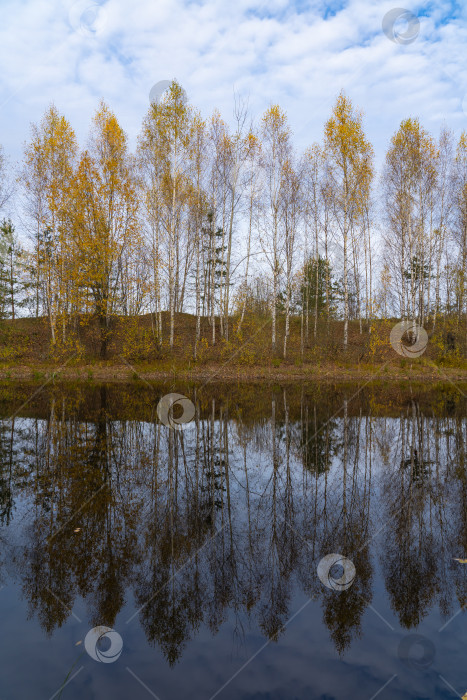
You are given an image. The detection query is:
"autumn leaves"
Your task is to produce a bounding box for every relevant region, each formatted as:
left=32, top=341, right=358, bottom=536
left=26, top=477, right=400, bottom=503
left=19, top=84, right=374, bottom=360
left=18, top=81, right=467, bottom=362
left=23, top=101, right=139, bottom=357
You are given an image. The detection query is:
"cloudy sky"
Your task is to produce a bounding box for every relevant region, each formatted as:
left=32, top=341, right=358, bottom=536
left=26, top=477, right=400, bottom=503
left=0, top=0, right=466, bottom=170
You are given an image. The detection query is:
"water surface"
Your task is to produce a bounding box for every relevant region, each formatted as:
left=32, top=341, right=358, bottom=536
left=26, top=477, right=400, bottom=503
left=0, top=381, right=466, bottom=700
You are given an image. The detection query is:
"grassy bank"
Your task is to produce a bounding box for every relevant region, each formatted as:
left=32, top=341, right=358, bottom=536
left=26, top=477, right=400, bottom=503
left=1, top=361, right=467, bottom=384
left=0, top=312, right=466, bottom=383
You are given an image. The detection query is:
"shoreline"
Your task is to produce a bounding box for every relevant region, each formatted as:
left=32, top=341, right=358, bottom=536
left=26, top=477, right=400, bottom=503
left=0, top=363, right=466, bottom=384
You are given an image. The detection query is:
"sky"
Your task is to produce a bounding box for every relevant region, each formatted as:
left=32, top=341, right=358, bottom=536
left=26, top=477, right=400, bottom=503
left=0, top=0, right=466, bottom=179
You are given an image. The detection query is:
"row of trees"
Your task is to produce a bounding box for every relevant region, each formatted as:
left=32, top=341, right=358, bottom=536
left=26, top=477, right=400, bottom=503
left=1, top=83, right=467, bottom=357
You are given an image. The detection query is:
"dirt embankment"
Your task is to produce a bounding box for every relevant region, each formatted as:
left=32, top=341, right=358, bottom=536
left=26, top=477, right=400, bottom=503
left=0, top=361, right=466, bottom=385
left=1, top=314, right=466, bottom=384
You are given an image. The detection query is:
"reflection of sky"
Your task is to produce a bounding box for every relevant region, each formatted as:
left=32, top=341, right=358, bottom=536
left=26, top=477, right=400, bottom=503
left=0, top=574, right=464, bottom=698
left=0, top=410, right=466, bottom=699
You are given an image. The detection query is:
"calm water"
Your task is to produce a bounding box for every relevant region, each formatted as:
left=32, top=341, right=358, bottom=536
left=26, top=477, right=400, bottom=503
left=1, top=381, right=467, bottom=700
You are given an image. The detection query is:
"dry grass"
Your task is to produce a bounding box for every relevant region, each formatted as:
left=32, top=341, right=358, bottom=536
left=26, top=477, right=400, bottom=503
left=0, top=312, right=466, bottom=382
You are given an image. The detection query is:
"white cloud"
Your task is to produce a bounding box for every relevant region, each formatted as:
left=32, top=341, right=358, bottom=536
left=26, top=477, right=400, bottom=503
left=0, top=0, right=465, bottom=173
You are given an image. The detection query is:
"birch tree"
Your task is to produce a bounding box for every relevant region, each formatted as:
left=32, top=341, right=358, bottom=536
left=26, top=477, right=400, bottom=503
left=324, top=92, right=373, bottom=348
left=258, top=105, right=292, bottom=351
left=237, top=130, right=261, bottom=335
left=383, top=118, right=436, bottom=325
left=138, top=81, right=193, bottom=349
left=22, top=105, right=77, bottom=341
left=452, top=132, right=467, bottom=326
left=281, top=157, right=302, bottom=358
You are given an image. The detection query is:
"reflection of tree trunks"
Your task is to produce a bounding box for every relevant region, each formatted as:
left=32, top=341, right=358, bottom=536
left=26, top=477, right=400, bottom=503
left=211, top=398, right=215, bottom=516
left=284, top=388, right=293, bottom=517
left=168, top=426, right=174, bottom=591
left=313, top=403, right=319, bottom=557
left=8, top=387, right=467, bottom=657
left=152, top=413, right=161, bottom=509
left=272, top=397, right=277, bottom=530
left=223, top=408, right=233, bottom=550
left=194, top=392, right=200, bottom=524
left=343, top=399, right=348, bottom=540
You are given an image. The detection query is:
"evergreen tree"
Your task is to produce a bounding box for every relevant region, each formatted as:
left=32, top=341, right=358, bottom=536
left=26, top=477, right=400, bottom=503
left=0, top=219, right=25, bottom=320
left=201, top=210, right=226, bottom=317
left=299, top=256, right=337, bottom=319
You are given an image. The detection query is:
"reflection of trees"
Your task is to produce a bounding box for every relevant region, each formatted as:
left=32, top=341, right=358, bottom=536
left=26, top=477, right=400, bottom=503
left=257, top=394, right=296, bottom=641
left=378, top=400, right=467, bottom=628
left=0, top=419, right=15, bottom=526
left=8, top=388, right=140, bottom=634
left=297, top=399, right=338, bottom=474
left=134, top=415, right=212, bottom=665
left=1, top=386, right=467, bottom=661
left=296, top=402, right=373, bottom=653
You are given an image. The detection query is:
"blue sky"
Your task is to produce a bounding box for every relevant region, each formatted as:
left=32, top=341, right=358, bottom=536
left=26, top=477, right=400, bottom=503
left=0, top=0, right=466, bottom=172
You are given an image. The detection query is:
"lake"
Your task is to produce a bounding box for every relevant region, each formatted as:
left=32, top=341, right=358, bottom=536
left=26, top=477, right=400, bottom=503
left=0, top=381, right=466, bottom=700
